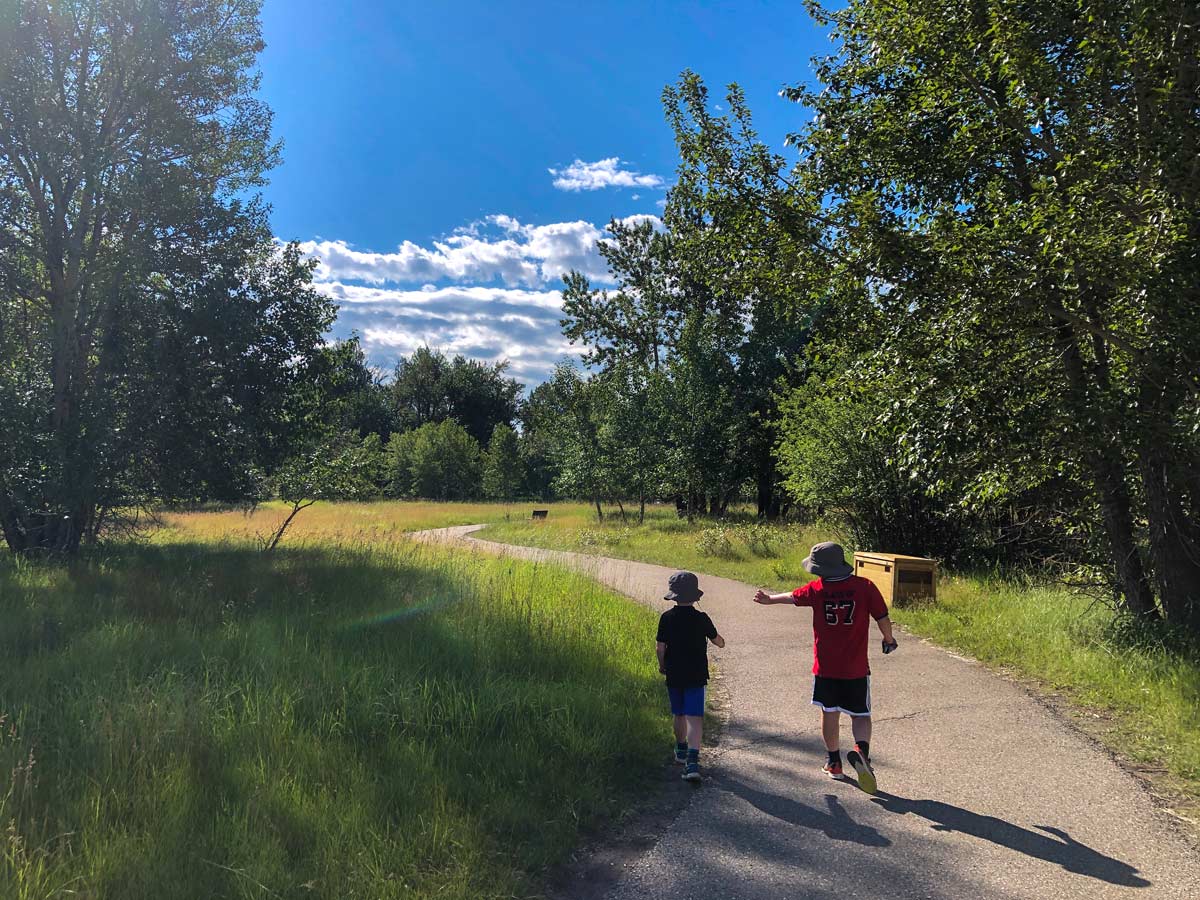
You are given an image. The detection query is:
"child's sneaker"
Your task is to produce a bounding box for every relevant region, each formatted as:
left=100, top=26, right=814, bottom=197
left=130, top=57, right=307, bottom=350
left=822, top=759, right=844, bottom=779
left=673, top=744, right=688, bottom=766
left=846, top=749, right=876, bottom=794
left=682, top=762, right=701, bottom=782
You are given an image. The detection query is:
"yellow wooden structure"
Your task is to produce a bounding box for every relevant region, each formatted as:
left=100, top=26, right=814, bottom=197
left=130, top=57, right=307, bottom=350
left=852, top=551, right=937, bottom=606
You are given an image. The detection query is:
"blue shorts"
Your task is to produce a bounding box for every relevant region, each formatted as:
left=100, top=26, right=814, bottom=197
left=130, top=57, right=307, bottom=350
left=667, top=686, right=706, bottom=717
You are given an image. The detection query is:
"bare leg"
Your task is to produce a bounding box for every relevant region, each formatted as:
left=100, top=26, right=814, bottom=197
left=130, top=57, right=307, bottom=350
left=673, top=715, right=687, bottom=744
left=851, top=715, right=872, bottom=749
left=822, top=710, right=841, bottom=751
left=685, top=715, right=704, bottom=751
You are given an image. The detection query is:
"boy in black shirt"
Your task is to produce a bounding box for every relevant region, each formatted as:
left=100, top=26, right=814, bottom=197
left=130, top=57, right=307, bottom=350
left=656, top=571, right=725, bottom=782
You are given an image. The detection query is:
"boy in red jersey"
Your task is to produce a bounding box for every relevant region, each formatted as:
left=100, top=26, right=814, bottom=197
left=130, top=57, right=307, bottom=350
left=753, top=541, right=897, bottom=793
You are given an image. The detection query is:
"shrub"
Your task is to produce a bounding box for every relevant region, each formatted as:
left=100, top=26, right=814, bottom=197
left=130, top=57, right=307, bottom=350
left=695, top=527, right=741, bottom=560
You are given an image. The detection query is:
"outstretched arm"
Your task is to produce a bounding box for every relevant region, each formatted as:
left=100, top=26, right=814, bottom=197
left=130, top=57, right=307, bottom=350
left=877, top=615, right=898, bottom=652
left=753, top=589, right=794, bottom=605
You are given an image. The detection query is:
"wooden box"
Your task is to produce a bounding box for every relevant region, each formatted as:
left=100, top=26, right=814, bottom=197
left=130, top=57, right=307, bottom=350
left=853, top=551, right=937, bottom=606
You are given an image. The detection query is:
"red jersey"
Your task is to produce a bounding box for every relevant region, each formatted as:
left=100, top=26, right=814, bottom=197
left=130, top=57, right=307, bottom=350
left=792, top=575, right=890, bottom=679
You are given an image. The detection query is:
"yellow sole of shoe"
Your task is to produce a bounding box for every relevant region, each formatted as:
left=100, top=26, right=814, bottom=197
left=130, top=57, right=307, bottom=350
left=848, top=753, right=877, bottom=793
left=854, top=765, right=876, bottom=793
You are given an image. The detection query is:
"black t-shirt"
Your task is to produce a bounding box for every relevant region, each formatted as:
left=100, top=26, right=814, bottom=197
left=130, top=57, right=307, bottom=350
left=656, top=605, right=718, bottom=687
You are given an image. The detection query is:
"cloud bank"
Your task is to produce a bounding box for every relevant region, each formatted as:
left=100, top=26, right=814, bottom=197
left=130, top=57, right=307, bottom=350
left=306, top=214, right=661, bottom=384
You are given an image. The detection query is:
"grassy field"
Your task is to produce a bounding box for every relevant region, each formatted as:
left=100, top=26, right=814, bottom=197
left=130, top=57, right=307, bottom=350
left=482, top=506, right=1200, bottom=813
left=0, top=505, right=666, bottom=899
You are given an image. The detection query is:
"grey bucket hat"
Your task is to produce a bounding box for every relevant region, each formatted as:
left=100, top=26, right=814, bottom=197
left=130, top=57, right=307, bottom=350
left=665, top=571, right=704, bottom=603
left=802, top=542, right=853, bottom=579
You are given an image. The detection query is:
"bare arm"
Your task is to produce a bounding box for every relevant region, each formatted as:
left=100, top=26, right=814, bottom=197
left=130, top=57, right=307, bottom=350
left=876, top=616, right=895, bottom=642
left=711, top=633, right=726, bottom=649
left=656, top=640, right=667, bottom=673
left=753, top=589, right=794, bottom=605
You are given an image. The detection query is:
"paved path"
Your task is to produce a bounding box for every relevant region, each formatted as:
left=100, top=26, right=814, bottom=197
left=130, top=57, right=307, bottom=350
left=416, top=526, right=1200, bottom=899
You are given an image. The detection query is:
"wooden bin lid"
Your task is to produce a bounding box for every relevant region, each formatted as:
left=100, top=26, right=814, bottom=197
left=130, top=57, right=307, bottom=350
left=854, top=551, right=937, bottom=568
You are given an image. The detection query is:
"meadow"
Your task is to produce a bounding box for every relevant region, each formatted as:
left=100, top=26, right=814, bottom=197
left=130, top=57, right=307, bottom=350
left=0, top=503, right=665, bottom=900
left=4, top=499, right=1197, bottom=900
left=483, top=505, right=1200, bottom=814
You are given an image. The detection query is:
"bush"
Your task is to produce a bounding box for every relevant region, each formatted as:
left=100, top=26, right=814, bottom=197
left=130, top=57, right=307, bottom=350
left=737, top=523, right=784, bottom=558
left=695, top=527, right=741, bottom=560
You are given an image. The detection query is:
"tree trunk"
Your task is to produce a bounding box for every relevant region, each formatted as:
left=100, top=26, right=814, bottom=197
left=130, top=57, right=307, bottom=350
left=1051, top=318, right=1159, bottom=617
left=756, top=461, right=782, bottom=520
left=1139, top=441, right=1200, bottom=629
left=594, top=498, right=604, bottom=521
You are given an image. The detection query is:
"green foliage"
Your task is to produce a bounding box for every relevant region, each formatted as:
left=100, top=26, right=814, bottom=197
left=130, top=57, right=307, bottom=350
left=0, top=0, right=333, bottom=553
left=389, top=347, right=522, bottom=446
left=273, top=433, right=384, bottom=509
left=768, top=0, right=1200, bottom=625
left=263, top=432, right=385, bottom=551
left=775, top=373, right=967, bottom=559
left=695, top=527, right=741, bottom=560
left=386, top=421, right=483, bottom=501
left=307, top=337, right=394, bottom=439
left=482, top=424, right=524, bottom=501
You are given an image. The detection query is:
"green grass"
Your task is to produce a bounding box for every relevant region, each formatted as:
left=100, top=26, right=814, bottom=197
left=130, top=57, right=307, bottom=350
left=0, top=512, right=665, bottom=899
left=481, top=505, right=830, bottom=589
left=482, top=507, right=1200, bottom=812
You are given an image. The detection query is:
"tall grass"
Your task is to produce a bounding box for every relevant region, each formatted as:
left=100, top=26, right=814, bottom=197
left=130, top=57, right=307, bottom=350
left=0, top=518, right=664, bottom=899
left=483, top=506, right=832, bottom=588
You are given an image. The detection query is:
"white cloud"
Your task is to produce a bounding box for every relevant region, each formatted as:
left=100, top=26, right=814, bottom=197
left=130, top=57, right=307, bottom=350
left=616, top=213, right=664, bottom=230
left=549, top=157, right=665, bottom=192
left=302, top=213, right=662, bottom=383
left=321, top=281, right=583, bottom=382
left=299, top=216, right=612, bottom=289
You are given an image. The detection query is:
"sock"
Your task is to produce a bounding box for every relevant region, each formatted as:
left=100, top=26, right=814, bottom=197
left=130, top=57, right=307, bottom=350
left=686, top=748, right=699, bottom=763
left=675, top=741, right=688, bottom=754
left=827, top=749, right=841, bottom=766
left=855, top=741, right=870, bottom=760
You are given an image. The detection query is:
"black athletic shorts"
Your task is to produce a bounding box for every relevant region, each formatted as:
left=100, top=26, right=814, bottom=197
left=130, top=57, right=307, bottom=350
left=811, top=676, right=871, bottom=717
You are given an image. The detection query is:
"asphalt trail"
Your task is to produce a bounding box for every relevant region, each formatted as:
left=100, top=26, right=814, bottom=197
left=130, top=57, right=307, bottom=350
left=415, top=525, right=1200, bottom=899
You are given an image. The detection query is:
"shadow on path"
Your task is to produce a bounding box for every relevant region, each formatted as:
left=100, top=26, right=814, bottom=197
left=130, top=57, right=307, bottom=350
left=719, top=775, right=892, bottom=847
left=871, top=792, right=1151, bottom=888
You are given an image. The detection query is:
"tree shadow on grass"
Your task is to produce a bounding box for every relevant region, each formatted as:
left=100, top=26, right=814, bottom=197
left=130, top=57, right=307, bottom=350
left=871, top=791, right=1151, bottom=888
left=1, top=539, right=666, bottom=898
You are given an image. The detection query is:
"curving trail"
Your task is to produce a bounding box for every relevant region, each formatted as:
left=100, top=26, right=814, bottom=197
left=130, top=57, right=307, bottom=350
left=414, top=525, right=1200, bottom=900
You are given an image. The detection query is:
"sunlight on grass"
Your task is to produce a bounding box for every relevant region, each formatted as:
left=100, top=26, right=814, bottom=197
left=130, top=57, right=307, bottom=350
left=0, top=507, right=663, bottom=900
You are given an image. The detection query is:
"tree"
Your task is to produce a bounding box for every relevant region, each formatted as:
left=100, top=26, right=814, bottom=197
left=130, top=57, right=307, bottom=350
left=534, top=366, right=611, bottom=520
left=784, top=0, right=1200, bottom=626
left=482, top=424, right=524, bottom=501
left=560, top=80, right=819, bottom=520
left=517, top=381, right=565, bottom=501
left=592, top=364, right=669, bottom=523
left=308, top=336, right=394, bottom=440
left=264, top=432, right=383, bottom=552
left=385, top=420, right=483, bottom=501
left=0, top=0, right=332, bottom=552
left=389, top=347, right=523, bottom=445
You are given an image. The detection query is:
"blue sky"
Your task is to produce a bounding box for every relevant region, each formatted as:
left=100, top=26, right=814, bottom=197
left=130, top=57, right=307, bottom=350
left=257, top=0, right=826, bottom=382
